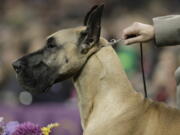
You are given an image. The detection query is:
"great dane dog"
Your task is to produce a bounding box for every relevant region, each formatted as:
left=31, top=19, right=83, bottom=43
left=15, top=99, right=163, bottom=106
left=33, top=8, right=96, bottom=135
left=12, top=5, right=180, bottom=135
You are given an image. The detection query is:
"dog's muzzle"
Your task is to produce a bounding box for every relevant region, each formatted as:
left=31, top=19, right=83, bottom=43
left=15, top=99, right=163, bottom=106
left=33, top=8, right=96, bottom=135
left=12, top=58, right=58, bottom=93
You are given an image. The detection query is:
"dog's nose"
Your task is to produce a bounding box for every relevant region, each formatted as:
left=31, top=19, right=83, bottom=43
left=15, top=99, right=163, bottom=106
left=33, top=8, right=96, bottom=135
left=12, top=60, right=24, bottom=73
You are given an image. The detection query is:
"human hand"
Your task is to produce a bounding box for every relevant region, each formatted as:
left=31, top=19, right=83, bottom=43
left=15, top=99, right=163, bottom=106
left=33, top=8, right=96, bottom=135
left=122, top=22, right=155, bottom=45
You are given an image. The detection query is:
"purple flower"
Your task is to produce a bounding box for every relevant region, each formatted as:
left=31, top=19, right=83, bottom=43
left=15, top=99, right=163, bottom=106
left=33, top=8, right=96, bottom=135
left=3, top=121, right=19, bottom=135
left=12, top=122, right=42, bottom=135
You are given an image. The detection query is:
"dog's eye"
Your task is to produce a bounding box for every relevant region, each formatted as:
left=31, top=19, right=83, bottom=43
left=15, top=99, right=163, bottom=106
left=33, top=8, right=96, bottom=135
left=47, top=43, right=56, bottom=49
left=47, top=37, right=57, bottom=49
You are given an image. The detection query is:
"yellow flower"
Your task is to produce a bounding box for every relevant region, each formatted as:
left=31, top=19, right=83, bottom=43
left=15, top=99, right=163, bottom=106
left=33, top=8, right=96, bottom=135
left=41, top=123, right=60, bottom=135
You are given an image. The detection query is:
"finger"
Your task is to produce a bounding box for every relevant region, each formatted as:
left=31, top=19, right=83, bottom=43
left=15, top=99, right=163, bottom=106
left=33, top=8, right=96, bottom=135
left=122, top=26, right=139, bottom=40
left=124, top=35, right=143, bottom=45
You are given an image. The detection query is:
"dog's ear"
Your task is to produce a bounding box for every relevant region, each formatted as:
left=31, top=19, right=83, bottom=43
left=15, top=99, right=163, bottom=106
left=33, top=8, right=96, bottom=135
left=80, top=5, right=104, bottom=53
left=84, top=5, right=98, bottom=25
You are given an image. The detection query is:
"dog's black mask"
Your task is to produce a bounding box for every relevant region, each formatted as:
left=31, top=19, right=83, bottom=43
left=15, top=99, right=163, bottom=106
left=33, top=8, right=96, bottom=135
left=12, top=50, right=59, bottom=93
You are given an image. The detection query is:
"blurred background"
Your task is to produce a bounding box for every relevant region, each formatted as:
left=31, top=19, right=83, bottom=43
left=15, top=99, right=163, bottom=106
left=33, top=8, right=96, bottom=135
left=0, top=0, right=180, bottom=134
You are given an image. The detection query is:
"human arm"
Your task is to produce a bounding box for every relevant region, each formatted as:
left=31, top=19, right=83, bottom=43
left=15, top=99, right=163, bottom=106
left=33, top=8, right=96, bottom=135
left=122, top=15, right=180, bottom=47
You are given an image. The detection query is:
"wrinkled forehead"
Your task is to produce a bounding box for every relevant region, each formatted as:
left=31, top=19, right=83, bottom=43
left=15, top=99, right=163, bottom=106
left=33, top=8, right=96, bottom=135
left=47, top=26, right=86, bottom=44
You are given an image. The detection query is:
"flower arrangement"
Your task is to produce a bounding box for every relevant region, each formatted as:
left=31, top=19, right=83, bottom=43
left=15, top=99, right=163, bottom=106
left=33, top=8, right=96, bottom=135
left=0, top=117, right=60, bottom=135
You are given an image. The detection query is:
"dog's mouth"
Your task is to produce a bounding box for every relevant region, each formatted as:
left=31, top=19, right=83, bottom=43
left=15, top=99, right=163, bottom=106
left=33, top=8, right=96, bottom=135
left=13, top=61, right=58, bottom=93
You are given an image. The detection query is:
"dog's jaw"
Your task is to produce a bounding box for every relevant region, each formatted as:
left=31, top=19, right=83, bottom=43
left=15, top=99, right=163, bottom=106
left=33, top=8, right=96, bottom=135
left=14, top=60, right=59, bottom=93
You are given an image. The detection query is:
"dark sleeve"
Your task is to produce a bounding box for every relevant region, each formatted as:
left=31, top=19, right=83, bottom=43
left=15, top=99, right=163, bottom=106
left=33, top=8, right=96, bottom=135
left=153, top=15, right=180, bottom=47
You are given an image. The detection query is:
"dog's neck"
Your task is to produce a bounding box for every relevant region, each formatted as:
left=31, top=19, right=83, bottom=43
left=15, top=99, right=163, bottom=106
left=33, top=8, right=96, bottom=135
left=73, top=40, right=144, bottom=130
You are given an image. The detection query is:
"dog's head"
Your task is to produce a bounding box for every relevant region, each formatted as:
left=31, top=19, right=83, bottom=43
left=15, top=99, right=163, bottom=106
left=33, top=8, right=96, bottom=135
left=12, top=5, right=104, bottom=93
